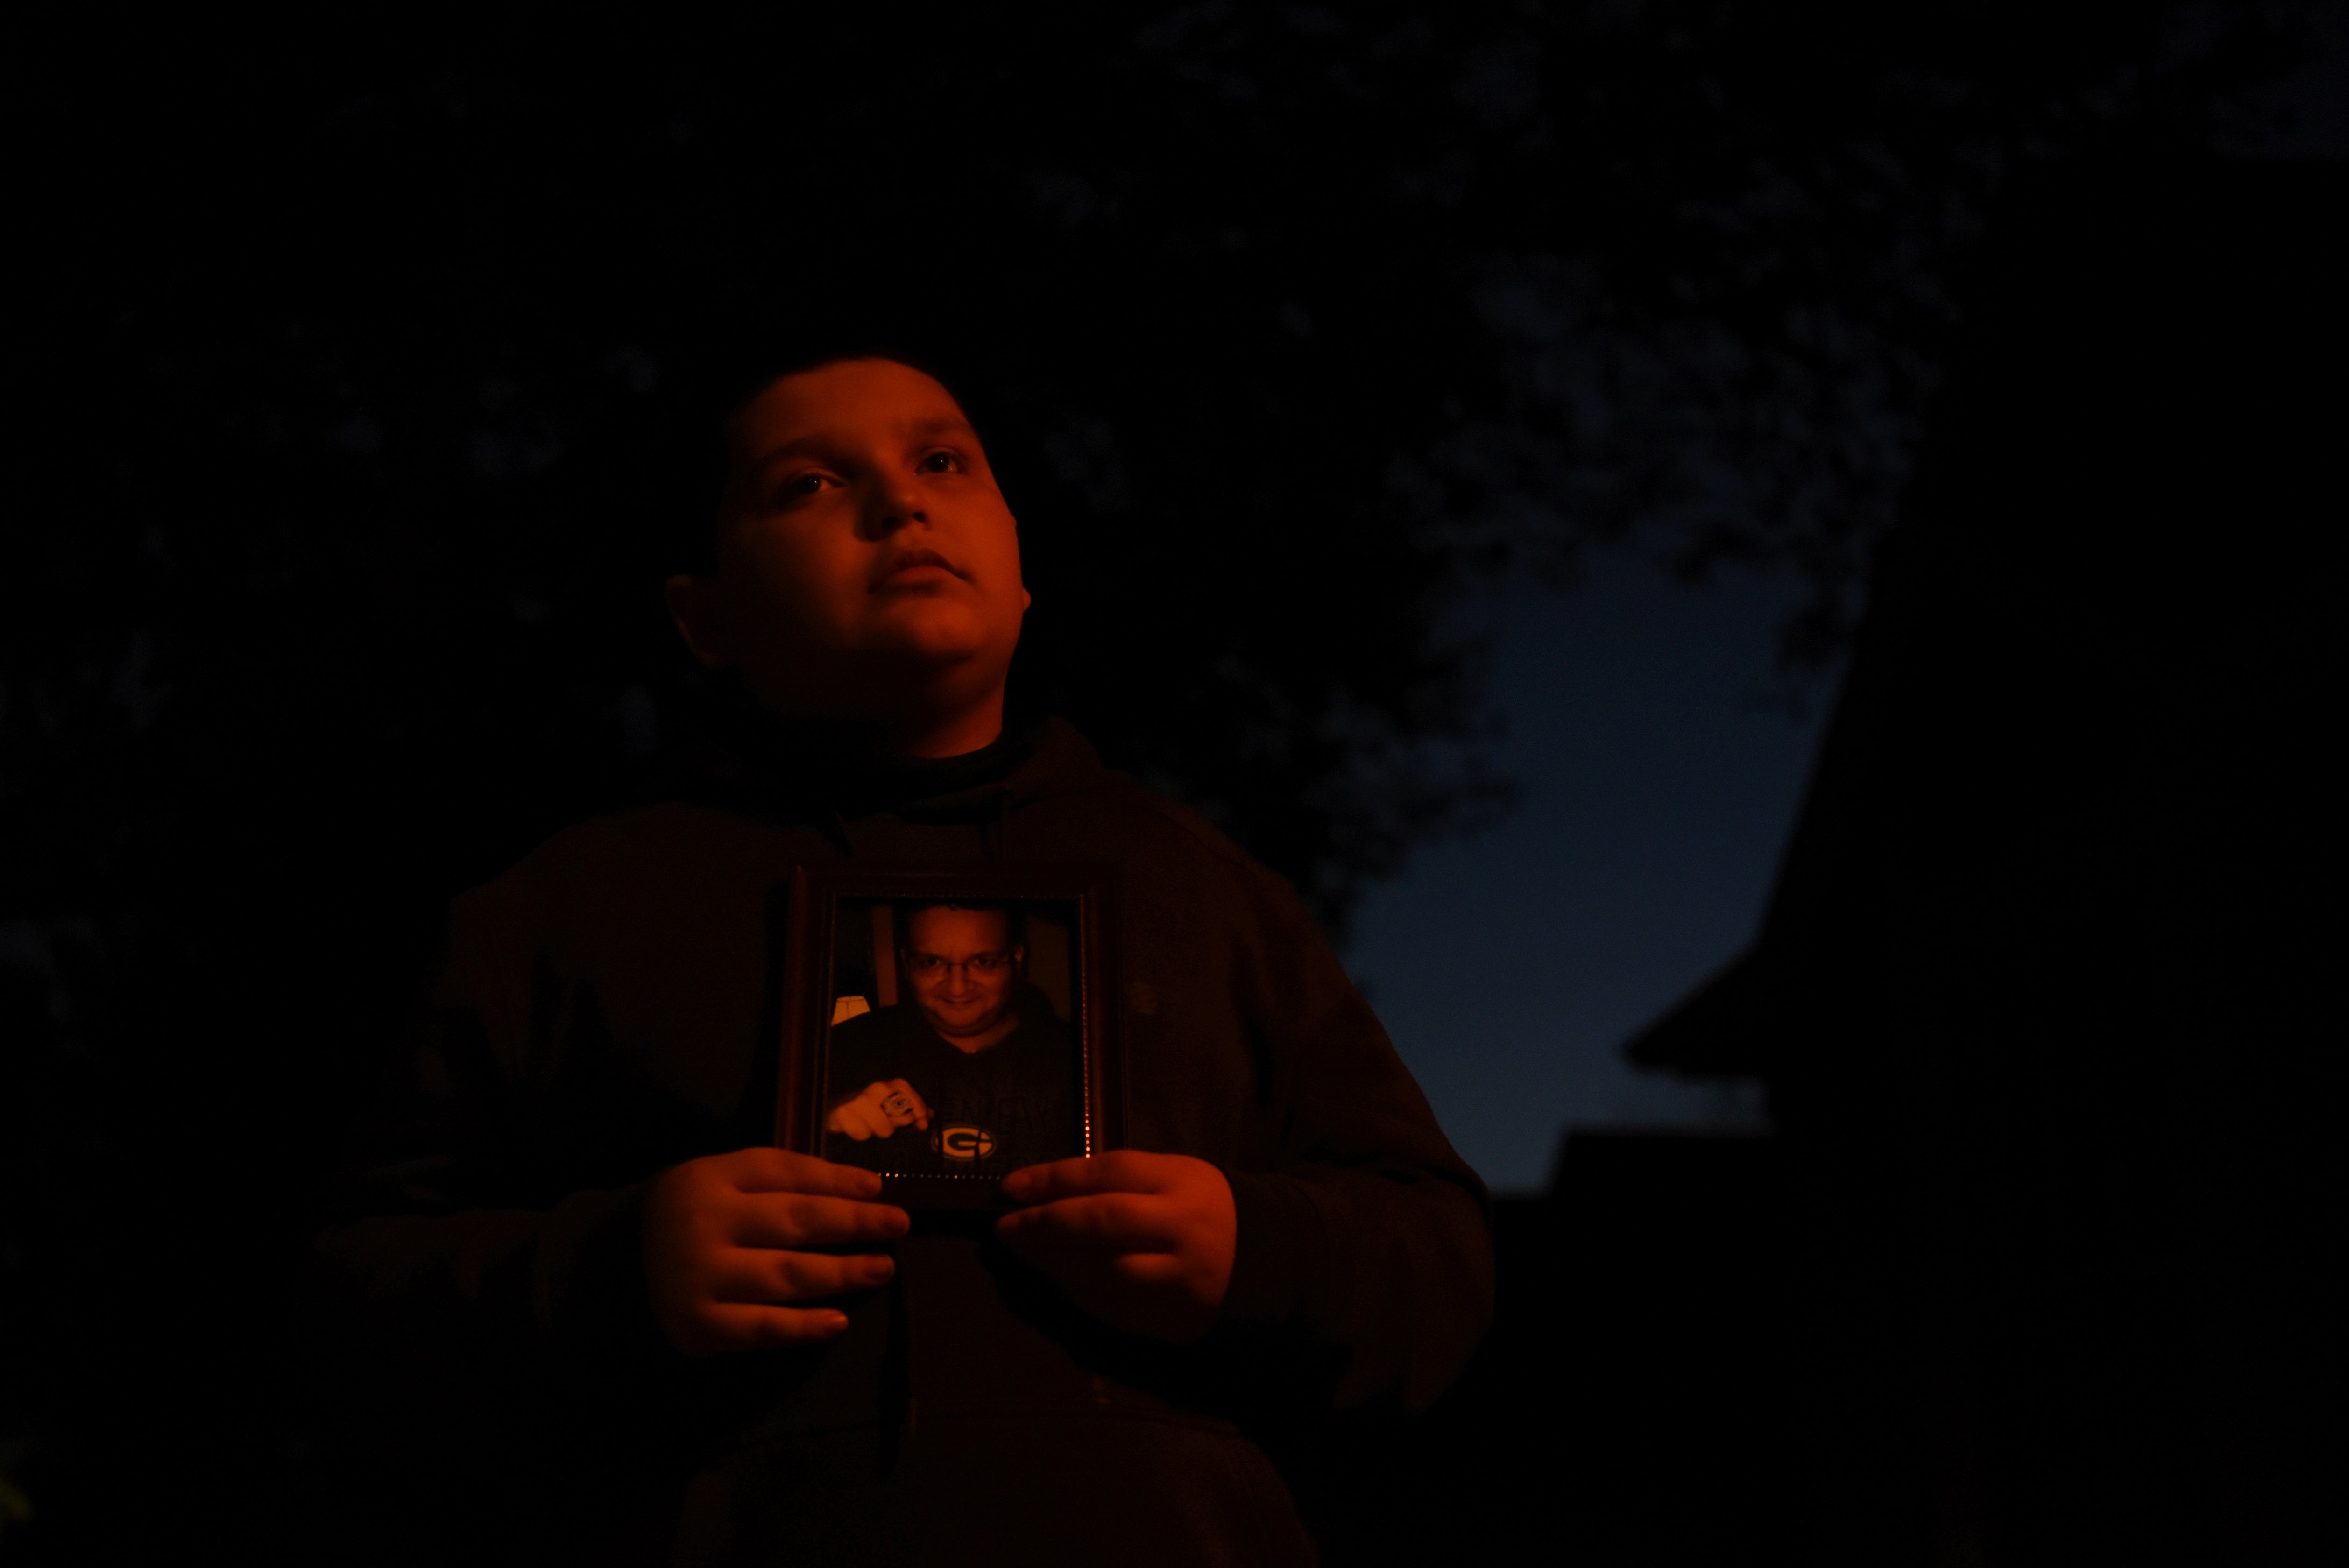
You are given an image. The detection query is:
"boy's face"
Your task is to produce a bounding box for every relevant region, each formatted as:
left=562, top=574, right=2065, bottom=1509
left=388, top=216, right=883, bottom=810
left=668, top=358, right=1029, bottom=744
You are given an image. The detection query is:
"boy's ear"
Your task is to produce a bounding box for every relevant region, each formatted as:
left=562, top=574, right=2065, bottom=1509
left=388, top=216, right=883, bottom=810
left=664, top=574, right=734, bottom=670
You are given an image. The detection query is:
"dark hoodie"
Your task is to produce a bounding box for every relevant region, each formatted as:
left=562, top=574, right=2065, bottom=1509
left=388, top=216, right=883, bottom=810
left=313, top=717, right=1493, bottom=1567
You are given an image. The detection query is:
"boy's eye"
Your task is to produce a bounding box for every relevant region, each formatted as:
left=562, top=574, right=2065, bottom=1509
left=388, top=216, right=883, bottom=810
left=918, top=450, right=962, bottom=473
left=775, top=472, right=832, bottom=503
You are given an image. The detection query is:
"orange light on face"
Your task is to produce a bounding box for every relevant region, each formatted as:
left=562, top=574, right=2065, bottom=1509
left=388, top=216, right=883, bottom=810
left=666, top=358, right=1032, bottom=759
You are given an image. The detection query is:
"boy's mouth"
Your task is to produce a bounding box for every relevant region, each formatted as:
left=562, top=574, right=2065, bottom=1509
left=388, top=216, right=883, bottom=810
left=874, top=549, right=966, bottom=589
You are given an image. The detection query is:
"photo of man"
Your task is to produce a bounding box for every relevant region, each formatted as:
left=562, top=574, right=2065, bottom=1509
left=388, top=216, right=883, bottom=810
left=823, top=901, right=1078, bottom=1178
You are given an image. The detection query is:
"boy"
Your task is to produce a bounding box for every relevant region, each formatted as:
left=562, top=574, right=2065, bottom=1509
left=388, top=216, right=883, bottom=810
left=317, top=353, right=1491, bottom=1566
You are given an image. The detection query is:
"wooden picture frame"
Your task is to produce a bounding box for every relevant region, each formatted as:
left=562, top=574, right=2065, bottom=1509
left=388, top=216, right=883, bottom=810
left=775, top=864, right=1123, bottom=1209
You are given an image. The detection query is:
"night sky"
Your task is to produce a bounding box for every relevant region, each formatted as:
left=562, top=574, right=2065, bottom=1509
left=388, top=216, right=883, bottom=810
left=1350, top=556, right=1833, bottom=1190
left=1340, top=0, right=2349, bottom=1194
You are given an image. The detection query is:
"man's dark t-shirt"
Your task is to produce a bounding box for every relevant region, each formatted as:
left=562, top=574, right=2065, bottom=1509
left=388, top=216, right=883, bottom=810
left=824, top=989, right=1078, bottom=1176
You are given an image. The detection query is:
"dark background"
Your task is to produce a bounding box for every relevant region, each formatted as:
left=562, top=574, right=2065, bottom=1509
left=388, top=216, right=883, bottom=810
left=4, top=4, right=2340, bottom=1562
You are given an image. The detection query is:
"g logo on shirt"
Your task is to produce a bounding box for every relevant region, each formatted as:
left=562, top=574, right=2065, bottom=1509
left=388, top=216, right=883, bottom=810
left=932, top=1125, right=997, bottom=1161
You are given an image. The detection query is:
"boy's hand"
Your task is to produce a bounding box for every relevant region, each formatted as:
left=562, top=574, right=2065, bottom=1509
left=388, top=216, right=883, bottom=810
left=826, top=1079, right=933, bottom=1141
left=993, top=1151, right=1237, bottom=1344
left=644, top=1147, right=908, bottom=1356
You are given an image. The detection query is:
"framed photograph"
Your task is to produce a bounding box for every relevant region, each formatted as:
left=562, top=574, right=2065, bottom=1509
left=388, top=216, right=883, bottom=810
left=775, top=864, right=1123, bottom=1208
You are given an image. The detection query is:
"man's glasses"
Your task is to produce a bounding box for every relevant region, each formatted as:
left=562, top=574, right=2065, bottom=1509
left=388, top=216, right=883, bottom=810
left=906, top=951, right=1012, bottom=980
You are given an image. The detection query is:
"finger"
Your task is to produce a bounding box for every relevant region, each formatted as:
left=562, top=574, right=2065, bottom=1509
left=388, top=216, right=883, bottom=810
left=708, top=1248, right=897, bottom=1303
left=727, top=1147, right=886, bottom=1200
left=837, top=1114, right=875, bottom=1142
left=996, top=1193, right=1174, bottom=1252
left=764, top=1194, right=911, bottom=1248
left=1002, top=1151, right=1177, bottom=1205
left=732, top=1193, right=910, bottom=1250
left=1110, top=1252, right=1187, bottom=1287
left=889, top=1079, right=933, bottom=1121
left=688, top=1302, right=854, bottom=1354
left=1011, top=1247, right=1183, bottom=1290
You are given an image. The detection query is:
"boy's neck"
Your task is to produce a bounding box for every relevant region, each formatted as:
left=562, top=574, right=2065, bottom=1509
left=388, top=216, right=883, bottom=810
left=894, top=693, right=1008, bottom=760
left=753, top=691, right=1008, bottom=767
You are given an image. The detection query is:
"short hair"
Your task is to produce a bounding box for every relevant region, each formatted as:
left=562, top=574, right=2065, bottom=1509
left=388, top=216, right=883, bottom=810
left=896, top=901, right=1025, bottom=954
left=653, top=333, right=983, bottom=574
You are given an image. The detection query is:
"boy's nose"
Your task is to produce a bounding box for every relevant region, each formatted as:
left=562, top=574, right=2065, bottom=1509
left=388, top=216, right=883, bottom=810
left=862, top=479, right=929, bottom=537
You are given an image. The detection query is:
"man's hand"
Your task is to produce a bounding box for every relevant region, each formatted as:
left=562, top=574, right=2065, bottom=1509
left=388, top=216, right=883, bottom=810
left=825, top=1079, right=933, bottom=1142
left=644, top=1147, right=908, bottom=1356
left=993, top=1151, right=1237, bottom=1344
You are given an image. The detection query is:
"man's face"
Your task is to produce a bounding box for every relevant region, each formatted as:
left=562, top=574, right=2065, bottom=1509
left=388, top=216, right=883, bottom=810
left=671, top=358, right=1029, bottom=735
left=904, top=906, right=1021, bottom=1041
